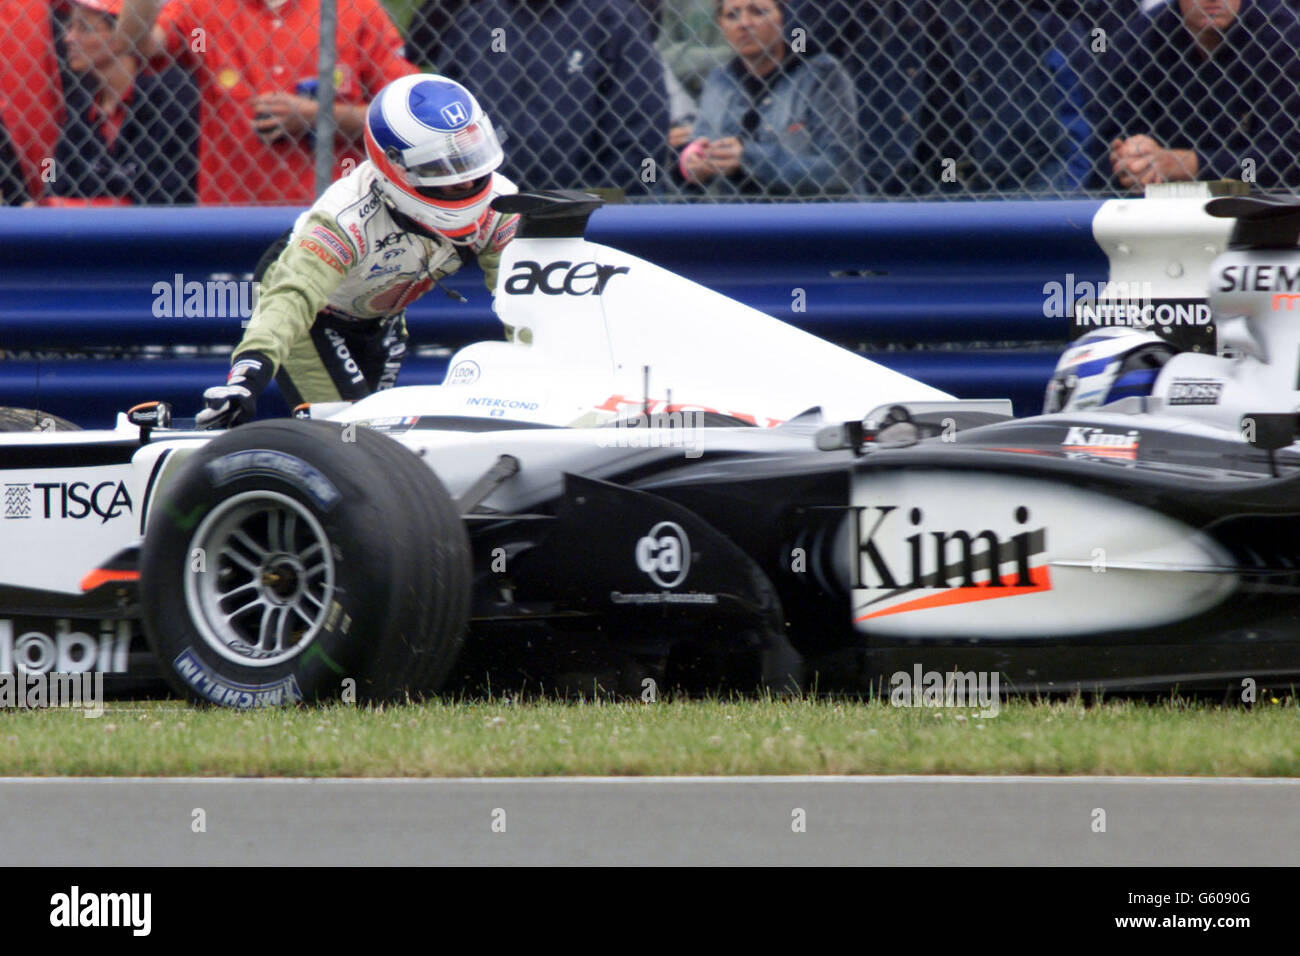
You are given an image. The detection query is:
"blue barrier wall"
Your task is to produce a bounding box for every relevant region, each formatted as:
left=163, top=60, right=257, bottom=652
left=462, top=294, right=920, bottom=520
left=0, top=201, right=1107, bottom=426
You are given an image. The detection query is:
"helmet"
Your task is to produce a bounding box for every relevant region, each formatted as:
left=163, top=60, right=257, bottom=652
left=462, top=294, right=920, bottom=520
left=364, top=74, right=504, bottom=242
left=1043, top=327, right=1177, bottom=414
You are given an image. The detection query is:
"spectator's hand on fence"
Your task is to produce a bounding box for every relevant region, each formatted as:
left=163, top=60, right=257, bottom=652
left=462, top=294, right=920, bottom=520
left=669, top=124, right=694, bottom=150
left=251, top=92, right=317, bottom=143
left=706, top=136, right=744, bottom=176
left=1111, top=135, right=1199, bottom=189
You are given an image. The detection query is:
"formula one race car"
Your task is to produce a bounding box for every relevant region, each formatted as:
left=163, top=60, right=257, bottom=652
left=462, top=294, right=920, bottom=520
left=4, top=191, right=1300, bottom=706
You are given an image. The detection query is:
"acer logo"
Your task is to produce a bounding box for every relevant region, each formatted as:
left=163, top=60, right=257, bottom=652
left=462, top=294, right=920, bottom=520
left=852, top=505, right=1042, bottom=590
left=503, top=260, right=629, bottom=296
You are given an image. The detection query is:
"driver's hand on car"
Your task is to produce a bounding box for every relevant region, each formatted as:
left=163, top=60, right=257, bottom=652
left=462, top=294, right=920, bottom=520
left=195, top=353, right=271, bottom=429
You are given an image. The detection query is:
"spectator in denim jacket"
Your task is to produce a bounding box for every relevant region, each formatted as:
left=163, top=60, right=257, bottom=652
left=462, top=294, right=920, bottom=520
left=1087, top=0, right=1300, bottom=190
left=49, top=0, right=197, bottom=205
left=675, top=0, right=861, bottom=197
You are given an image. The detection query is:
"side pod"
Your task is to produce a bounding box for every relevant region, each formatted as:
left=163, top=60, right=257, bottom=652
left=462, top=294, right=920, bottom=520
left=528, top=473, right=802, bottom=687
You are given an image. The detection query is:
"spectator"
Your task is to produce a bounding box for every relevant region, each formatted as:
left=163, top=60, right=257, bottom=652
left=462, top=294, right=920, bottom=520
left=792, top=0, right=1094, bottom=195
left=404, top=0, right=669, bottom=196
left=115, top=0, right=417, bottom=204
left=658, top=0, right=732, bottom=99
left=0, top=117, right=30, bottom=205
left=674, top=0, right=862, bottom=197
left=47, top=0, right=197, bottom=205
left=1087, top=0, right=1300, bottom=191
left=408, top=0, right=665, bottom=58
left=0, top=0, right=72, bottom=202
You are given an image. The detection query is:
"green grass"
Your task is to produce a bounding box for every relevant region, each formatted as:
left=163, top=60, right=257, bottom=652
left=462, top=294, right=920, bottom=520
left=1, top=694, right=1299, bottom=777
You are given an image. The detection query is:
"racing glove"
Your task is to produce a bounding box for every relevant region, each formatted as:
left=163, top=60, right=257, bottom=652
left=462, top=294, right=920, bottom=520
left=195, top=352, right=273, bottom=429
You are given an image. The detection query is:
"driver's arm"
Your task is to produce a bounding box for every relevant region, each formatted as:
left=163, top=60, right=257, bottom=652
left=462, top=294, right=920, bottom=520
left=236, top=215, right=356, bottom=372
left=472, top=212, right=520, bottom=295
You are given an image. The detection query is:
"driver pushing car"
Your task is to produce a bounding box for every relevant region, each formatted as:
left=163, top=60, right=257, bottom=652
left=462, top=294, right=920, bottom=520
left=196, top=74, right=520, bottom=428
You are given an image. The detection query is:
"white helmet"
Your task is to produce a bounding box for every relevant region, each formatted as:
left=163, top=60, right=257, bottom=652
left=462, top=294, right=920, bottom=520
left=364, top=74, right=504, bottom=242
left=1043, top=327, right=1177, bottom=414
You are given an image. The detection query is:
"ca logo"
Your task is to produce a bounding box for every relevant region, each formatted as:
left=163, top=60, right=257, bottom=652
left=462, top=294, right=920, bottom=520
left=635, top=521, right=690, bottom=588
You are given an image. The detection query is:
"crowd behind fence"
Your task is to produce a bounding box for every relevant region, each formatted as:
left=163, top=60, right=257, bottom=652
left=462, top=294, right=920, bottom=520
left=2, top=0, right=1300, bottom=207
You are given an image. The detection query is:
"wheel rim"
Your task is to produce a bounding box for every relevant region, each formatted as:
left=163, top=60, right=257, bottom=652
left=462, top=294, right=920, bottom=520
left=183, top=490, right=336, bottom=667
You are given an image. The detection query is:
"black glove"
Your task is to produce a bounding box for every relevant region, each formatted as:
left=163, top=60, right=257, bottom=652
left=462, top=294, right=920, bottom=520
left=196, top=352, right=273, bottom=429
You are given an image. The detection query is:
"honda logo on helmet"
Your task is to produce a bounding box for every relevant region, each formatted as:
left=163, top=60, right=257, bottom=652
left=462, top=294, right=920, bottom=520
left=440, top=102, right=469, bottom=127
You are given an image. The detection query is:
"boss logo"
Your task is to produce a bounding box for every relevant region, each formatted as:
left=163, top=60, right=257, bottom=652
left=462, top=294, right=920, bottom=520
left=1167, top=380, right=1223, bottom=405
left=503, top=260, right=629, bottom=296
left=635, top=521, right=690, bottom=588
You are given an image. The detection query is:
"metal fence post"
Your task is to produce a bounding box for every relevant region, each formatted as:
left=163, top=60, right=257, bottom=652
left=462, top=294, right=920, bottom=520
left=315, top=0, right=338, bottom=198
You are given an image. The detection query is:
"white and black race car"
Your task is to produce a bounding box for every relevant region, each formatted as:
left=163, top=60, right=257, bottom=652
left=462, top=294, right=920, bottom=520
left=4, top=191, right=1300, bottom=706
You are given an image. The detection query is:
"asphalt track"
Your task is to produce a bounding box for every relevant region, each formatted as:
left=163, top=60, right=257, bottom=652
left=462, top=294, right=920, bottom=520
left=4, top=775, right=1299, bottom=865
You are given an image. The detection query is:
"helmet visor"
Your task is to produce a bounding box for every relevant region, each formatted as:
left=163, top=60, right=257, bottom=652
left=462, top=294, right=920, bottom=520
left=414, top=173, right=492, bottom=202
left=397, top=118, right=503, bottom=186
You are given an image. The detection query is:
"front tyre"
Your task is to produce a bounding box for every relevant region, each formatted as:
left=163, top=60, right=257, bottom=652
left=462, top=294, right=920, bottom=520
left=0, top=407, right=79, bottom=431
left=140, top=419, right=470, bottom=707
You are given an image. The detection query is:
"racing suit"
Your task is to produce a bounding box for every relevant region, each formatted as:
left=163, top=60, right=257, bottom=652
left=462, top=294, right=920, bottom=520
left=231, top=160, right=519, bottom=409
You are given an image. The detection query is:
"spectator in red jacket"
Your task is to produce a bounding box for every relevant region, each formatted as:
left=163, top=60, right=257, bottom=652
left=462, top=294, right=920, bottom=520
left=0, top=0, right=71, bottom=202
left=47, top=0, right=198, bottom=205
left=115, top=0, right=418, bottom=204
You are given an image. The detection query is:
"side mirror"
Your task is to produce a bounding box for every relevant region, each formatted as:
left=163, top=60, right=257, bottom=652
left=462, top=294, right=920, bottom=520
left=814, top=421, right=865, bottom=452
left=127, top=401, right=171, bottom=440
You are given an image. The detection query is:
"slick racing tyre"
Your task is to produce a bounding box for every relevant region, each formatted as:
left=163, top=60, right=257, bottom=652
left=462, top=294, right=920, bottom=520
left=0, top=407, right=80, bottom=431
left=140, top=419, right=471, bottom=707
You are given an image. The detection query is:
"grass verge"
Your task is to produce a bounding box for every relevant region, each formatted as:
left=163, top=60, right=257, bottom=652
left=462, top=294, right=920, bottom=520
left=1, top=694, right=1298, bottom=777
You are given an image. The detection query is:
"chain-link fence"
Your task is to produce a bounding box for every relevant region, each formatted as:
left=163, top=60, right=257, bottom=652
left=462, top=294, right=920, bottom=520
left=3, top=0, right=1300, bottom=206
